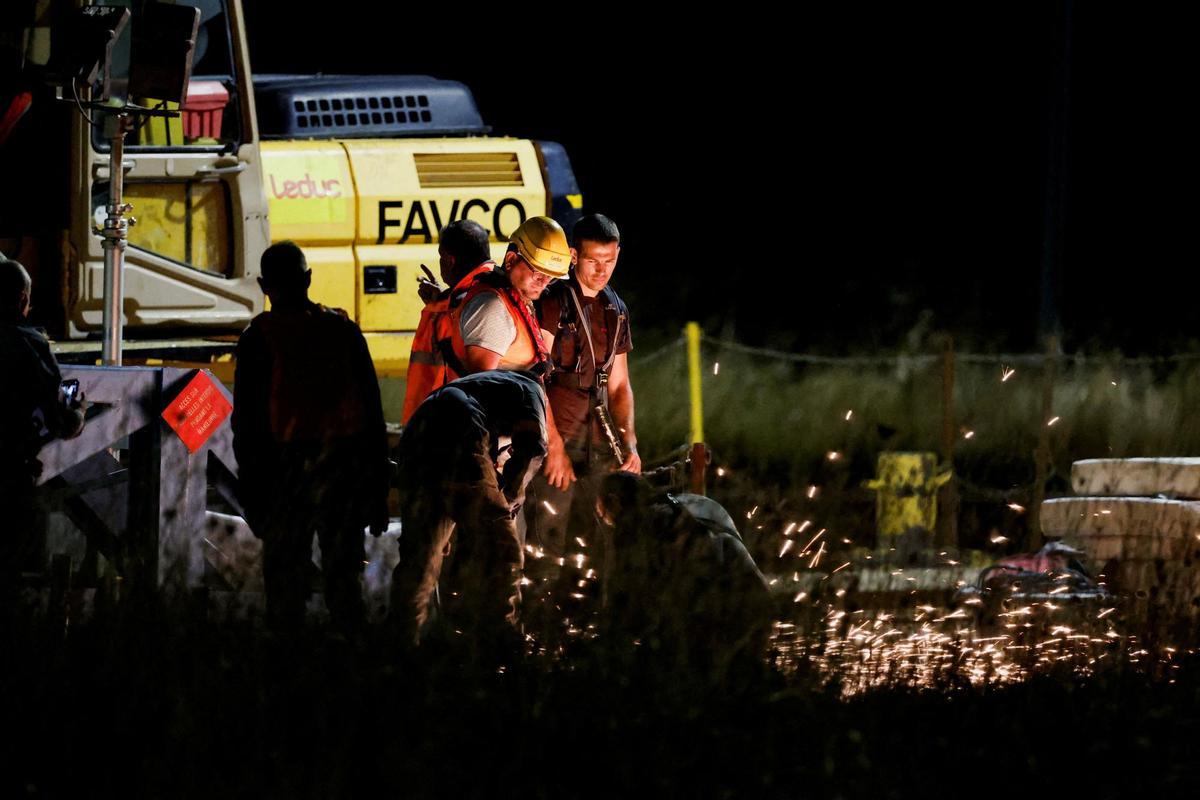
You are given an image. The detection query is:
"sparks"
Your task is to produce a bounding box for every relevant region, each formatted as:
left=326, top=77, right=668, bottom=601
left=831, top=561, right=851, bottom=574
left=1007, top=503, right=1025, bottom=513
left=807, top=485, right=818, bottom=499
left=963, top=430, right=975, bottom=440
left=746, top=505, right=759, bottom=520
left=845, top=409, right=853, bottom=421
left=1001, top=366, right=1016, bottom=382
left=542, top=501, right=557, bottom=516
left=713, top=361, right=720, bottom=375
left=826, top=451, right=841, bottom=461
left=716, top=467, right=726, bottom=477
left=800, top=528, right=827, bottom=552
left=779, top=540, right=795, bottom=558
left=1047, top=416, right=1060, bottom=427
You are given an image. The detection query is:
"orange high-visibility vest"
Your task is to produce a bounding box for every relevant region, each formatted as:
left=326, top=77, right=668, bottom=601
left=401, top=263, right=494, bottom=423
left=449, top=271, right=548, bottom=374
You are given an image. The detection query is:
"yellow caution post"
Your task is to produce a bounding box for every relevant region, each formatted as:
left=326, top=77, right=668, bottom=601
left=686, top=322, right=708, bottom=494
left=863, top=452, right=952, bottom=545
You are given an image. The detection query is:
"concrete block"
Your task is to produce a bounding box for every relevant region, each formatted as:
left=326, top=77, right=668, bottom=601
left=1072, top=458, right=1200, bottom=499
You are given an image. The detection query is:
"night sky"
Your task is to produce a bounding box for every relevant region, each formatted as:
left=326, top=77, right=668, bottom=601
left=246, top=3, right=1196, bottom=354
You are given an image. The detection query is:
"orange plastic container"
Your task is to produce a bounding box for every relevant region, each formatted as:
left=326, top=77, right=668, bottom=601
left=181, top=81, right=230, bottom=140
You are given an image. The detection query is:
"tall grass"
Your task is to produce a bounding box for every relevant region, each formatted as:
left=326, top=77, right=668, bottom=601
left=632, top=340, right=1200, bottom=494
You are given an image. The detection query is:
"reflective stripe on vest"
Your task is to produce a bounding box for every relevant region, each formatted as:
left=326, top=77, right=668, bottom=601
left=401, top=299, right=449, bottom=424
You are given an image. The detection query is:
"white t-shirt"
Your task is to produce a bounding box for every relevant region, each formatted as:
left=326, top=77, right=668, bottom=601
left=459, top=292, right=517, bottom=355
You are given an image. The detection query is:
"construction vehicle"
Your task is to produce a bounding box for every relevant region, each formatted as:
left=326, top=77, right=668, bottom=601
left=0, top=0, right=582, bottom=419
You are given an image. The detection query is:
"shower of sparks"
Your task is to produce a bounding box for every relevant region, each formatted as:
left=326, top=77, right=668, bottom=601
left=990, top=534, right=1009, bottom=544
left=1047, top=416, right=1061, bottom=427
left=963, top=430, right=975, bottom=440
left=746, top=505, right=759, bottom=520
left=768, top=598, right=1180, bottom=698
left=1001, top=366, right=1016, bottom=382
left=827, top=451, right=841, bottom=461
left=713, top=362, right=720, bottom=375
left=784, top=521, right=798, bottom=537
left=716, top=467, right=726, bottom=477
left=1007, top=503, right=1026, bottom=513
left=542, top=501, right=558, bottom=516
left=845, top=410, right=854, bottom=421
left=807, top=485, right=818, bottom=499
left=779, top=540, right=795, bottom=558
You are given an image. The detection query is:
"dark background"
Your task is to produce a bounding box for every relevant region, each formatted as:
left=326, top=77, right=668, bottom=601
left=245, top=3, right=1196, bottom=354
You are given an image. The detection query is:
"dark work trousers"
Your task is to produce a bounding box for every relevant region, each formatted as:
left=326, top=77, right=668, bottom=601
left=391, top=443, right=523, bottom=649
left=249, top=443, right=369, bottom=634
left=0, top=469, right=39, bottom=615
left=524, top=442, right=612, bottom=639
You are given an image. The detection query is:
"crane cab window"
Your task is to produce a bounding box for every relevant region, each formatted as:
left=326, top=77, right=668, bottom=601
left=90, top=0, right=243, bottom=152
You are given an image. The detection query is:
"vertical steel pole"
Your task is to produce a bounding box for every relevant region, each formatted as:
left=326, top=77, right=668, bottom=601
left=1030, top=335, right=1059, bottom=551
left=939, top=335, right=959, bottom=548
left=101, top=114, right=129, bottom=366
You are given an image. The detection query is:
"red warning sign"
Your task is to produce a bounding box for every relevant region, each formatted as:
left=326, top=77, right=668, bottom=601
left=161, top=371, right=233, bottom=453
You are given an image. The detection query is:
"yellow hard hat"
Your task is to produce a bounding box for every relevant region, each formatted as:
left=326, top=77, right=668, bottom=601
left=509, top=216, right=571, bottom=277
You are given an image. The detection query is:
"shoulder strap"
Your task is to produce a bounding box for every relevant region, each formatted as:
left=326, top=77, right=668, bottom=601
left=566, top=283, right=599, bottom=381
left=599, top=286, right=625, bottom=373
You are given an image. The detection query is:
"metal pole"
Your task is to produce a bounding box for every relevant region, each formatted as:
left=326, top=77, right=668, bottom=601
left=685, top=322, right=707, bottom=495
left=939, top=335, right=959, bottom=548
left=1030, top=335, right=1059, bottom=550
left=101, top=114, right=130, bottom=366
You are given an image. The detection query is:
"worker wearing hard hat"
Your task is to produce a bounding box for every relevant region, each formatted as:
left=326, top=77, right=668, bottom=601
left=448, top=215, right=571, bottom=376
left=447, top=216, right=574, bottom=517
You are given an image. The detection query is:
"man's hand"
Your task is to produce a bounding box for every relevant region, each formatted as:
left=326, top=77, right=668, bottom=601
left=61, top=391, right=86, bottom=439
left=618, top=445, right=641, bottom=474
left=542, top=439, right=576, bottom=491
left=417, top=264, right=441, bottom=304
